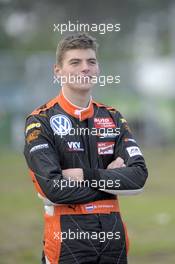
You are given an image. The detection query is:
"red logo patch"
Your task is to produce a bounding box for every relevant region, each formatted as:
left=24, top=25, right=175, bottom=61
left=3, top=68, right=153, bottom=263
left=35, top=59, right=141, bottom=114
left=94, top=117, right=115, bottom=128
left=97, top=142, right=115, bottom=155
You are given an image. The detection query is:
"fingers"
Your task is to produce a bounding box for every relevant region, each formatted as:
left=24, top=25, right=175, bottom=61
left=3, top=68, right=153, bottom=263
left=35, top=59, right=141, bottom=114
left=107, top=157, right=126, bottom=169
left=115, top=157, right=125, bottom=167
left=62, top=168, right=84, bottom=181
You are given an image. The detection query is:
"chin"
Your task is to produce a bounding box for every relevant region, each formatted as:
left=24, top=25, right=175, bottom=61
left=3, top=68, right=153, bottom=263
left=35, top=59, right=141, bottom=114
left=70, top=83, right=94, bottom=92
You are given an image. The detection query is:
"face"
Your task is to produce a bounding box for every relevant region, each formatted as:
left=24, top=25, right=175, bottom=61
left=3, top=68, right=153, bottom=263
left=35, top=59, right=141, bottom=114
left=54, top=48, right=99, bottom=92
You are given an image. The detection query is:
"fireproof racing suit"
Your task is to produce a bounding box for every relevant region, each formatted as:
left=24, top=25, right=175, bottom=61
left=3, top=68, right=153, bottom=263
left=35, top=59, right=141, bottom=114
left=24, top=90, right=148, bottom=264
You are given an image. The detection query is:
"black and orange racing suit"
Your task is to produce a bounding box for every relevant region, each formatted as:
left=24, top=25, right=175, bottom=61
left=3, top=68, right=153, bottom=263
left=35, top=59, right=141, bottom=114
left=24, top=90, right=148, bottom=264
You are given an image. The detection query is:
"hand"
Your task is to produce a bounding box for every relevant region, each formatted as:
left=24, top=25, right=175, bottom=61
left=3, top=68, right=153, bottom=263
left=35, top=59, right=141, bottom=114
left=62, top=168, right=84, bottom=181
left=107, top=157, right=126, bottom=169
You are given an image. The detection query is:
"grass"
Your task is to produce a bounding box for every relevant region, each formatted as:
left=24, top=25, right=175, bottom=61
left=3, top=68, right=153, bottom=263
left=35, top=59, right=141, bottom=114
left=0, top=147, right=175, bottom=263
left=120, top=147, right=175, bottom=263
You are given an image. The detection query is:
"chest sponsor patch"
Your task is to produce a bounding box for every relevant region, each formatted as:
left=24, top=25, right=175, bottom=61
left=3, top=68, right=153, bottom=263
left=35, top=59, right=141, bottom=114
left=97, top=141, right=115, bottom=155
left=126, top=146, right=142, bottom=157
left=50, top=114, right=72, bottom=136
left=94, top=117, right=115, bottom=128
left=67, top=141, right=84, bottom=152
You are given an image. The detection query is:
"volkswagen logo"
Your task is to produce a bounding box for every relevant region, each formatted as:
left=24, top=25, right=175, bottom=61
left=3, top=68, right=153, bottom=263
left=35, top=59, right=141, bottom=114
left=50, top=114, right=72, bottom=136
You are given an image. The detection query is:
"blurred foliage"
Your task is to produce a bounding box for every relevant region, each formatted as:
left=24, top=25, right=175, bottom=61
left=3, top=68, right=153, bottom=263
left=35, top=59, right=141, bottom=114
left=0, top=0, right=173, bottom=57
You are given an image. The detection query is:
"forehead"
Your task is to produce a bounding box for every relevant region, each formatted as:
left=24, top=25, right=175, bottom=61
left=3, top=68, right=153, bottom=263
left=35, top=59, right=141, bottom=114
left=63, top=48, right=97, bottom=62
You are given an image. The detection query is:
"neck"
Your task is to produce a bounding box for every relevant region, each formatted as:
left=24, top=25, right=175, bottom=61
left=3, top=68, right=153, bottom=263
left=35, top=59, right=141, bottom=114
left=62, top=87, right=91, bottom=108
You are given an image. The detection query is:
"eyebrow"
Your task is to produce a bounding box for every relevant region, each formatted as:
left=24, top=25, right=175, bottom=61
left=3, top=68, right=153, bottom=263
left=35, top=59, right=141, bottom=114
left=68, top=58, right=97, bottom=63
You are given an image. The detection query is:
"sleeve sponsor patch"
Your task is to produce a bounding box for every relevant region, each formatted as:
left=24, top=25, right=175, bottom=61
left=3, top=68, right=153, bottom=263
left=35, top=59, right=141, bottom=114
left=123, top=123, right=132, bottom=133
left=26, top=129, right=41, bottom=143
left=30, top=143, right=49, bottom=153
left=124, top=138, right=136, bottom=143
left=26, top=122, right=41, bottom=134
left=120, top=118, right=127, bottom=123
left=126, top=146, right=142, bottom=157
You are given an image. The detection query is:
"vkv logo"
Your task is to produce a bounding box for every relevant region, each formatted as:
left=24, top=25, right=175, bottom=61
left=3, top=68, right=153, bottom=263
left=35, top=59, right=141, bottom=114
left=67, top=141, right=84, bottom=151
left=50, top=115, right=72, bottom=136
left=68, top=142, right=80, bottom=149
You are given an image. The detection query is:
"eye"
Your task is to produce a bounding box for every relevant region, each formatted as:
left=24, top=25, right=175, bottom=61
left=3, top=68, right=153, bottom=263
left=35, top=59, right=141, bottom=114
left=70, top=61, right=79, bottom=65
left=89, top=60, right=96, bottom=65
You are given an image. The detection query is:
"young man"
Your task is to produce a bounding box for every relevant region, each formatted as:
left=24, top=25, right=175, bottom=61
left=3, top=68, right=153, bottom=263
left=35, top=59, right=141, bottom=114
left=24, top=33, right=148, bottom=264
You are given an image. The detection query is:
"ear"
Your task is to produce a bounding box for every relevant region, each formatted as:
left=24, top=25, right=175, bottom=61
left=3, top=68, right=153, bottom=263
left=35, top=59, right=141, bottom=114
left=54, top=64, right=61, bottom=77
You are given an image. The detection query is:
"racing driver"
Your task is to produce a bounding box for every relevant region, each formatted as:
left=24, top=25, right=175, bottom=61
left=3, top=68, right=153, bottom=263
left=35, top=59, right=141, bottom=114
left=24, top=33, right=148, bottom=264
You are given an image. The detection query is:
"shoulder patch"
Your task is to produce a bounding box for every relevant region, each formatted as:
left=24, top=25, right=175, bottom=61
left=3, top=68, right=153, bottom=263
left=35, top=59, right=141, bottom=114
left=93, top=100, right=117, bottom=112
left=30, top=96, right=59, bottom=116
left=26, top=129, right=41, bottom=143
left=25, top=122, right=41, bottom=134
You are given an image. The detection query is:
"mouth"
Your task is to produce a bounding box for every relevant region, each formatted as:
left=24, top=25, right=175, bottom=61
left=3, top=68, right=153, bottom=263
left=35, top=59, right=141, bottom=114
left=77, top=74, right=92, bottom=79
left=76, top=75, right=93, bottom=84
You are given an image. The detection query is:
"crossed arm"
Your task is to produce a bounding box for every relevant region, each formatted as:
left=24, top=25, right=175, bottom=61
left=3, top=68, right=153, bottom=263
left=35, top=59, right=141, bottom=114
left=62, top=157, right=126, bottom=181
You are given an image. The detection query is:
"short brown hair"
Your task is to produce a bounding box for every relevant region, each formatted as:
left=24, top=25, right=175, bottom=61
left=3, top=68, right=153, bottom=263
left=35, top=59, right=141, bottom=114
left=56, top=33, right=98, bottom=65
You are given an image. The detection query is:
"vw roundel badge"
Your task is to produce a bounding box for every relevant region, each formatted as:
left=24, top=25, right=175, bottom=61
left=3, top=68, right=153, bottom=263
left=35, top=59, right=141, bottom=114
left=50, top=114, right=72, bottom=136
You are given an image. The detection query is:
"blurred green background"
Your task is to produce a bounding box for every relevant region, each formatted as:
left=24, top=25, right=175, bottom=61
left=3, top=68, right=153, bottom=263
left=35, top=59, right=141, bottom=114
left=0, top=0, right=175, bottom=263
left=0, top=148, right=175, bottom=264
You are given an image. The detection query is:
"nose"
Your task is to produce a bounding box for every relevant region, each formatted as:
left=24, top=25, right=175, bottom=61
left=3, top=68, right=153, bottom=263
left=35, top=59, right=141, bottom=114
left=81, top=61, right=90, bottom=74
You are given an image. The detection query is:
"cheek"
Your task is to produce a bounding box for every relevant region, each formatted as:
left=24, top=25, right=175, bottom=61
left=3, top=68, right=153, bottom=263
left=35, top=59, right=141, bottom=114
left=91, top=66, right=100, bottom=75
left=64, top=66, right=79, bottom=75
left=60, top=68, right=73, bottom=76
